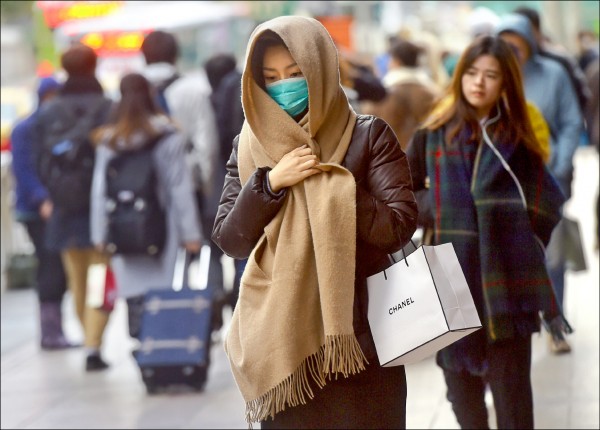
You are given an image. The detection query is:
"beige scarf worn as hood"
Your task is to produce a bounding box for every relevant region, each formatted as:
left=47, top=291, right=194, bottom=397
left=225, top=16, right=367, bottom=425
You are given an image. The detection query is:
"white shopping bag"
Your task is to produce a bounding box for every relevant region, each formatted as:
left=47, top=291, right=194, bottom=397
left=86, top=263, right=117, bottom=311
left=367, top=242, right=482, bottom=366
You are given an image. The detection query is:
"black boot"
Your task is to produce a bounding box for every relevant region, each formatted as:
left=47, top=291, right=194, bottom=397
left=86, top=353, right=109, bottom=371
left=39, top=301, right=75, bottom=350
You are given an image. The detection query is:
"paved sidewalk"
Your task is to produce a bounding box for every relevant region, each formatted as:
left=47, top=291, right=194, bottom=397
left=1, top=147, right=598, bottom=429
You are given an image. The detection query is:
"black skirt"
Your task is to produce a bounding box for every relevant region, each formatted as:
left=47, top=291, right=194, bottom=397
left=260, top=360, right=407, bottom=429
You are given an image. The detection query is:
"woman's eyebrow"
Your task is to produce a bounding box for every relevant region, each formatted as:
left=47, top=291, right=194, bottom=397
left=467, top=65, right=500, bottom=74
left=263, top=62, right=299, bottom=71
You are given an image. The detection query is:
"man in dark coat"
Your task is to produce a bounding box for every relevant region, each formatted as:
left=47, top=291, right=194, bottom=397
left=33, top=44, right=113, bottom=371
left=10, top=77, right=75, bottom=350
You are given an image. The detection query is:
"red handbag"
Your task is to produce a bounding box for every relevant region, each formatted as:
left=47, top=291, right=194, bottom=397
left=87, top=264, right=117, bottom=312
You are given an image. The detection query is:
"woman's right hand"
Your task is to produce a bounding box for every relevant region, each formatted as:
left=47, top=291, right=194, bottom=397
left=268, top=145, right=322, bottom=192
left=183, top=241, right=201, bottom=254
left=38, top=199, right=53, bottom=220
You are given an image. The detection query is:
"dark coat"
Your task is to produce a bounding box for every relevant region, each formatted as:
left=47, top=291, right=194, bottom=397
left=212, top=115, right=417, bottom=428
left=32, top=76, right=112, bottom=251
left=10, top=110, right=49, bottom=221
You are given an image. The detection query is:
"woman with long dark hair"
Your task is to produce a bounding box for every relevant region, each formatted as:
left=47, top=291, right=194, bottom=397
left=406, top=36, right=566, bottom=429
left=90, top=72, right=201, bottom=344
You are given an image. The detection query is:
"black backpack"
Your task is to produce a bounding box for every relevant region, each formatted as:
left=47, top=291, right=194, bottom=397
left=37, top=95, right=111, bottom=214
left=104, top=133, right=169, bottom=257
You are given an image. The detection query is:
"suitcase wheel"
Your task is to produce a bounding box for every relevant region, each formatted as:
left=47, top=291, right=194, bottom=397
left=192, top=381, right=205, bottom=392
left=146, top=383, right=159, bottom=395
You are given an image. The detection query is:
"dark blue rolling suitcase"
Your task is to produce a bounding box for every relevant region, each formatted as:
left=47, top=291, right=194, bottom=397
left=135, top=247, right=213, bottom=394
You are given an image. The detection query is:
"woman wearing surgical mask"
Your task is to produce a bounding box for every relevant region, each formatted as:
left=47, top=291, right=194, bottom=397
left=212, top=16, right=417, bottom=429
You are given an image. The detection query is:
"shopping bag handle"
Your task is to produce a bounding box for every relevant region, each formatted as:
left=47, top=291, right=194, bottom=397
left=384, top=239, right=417, bottom=280
left=388, top=239, right=417, bottom=266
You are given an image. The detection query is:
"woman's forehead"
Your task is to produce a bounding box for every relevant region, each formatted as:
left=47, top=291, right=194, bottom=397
left=263, top=45, right=297, bottom=68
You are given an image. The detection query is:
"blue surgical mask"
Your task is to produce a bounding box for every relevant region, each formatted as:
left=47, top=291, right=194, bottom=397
left=266, top=77, right=309, bottom=117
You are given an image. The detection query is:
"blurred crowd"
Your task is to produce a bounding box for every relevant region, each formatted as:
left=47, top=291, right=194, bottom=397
left=3, top=3, right=599, bottom=429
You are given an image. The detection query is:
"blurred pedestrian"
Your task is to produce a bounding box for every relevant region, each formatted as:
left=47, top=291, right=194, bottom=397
left=468, top=6, right=500, bottom=39
left=10, top=76, right=75, bottom=350
left=362, top=38, right=441, bottom=150
left=203, top=53, right=247, bottom=311
left=584, top=58, right=599, bottom=249
left=212, top=16, right=417, bottom=428
left=584, top=59, right=599, bottom=152
left=397, top=28, right=451, bottom=91
left=339, top=51, right=386, bottom=112
left=89, top=73, right=202, bottom=355
left=33, top=44, right=113, bottom=371
left=204, top=53, right=241, bottom=173
left=497, top=13, right=584, bottom=354
left=513, top=7, right=591, bottom=121
left=337, top=44, right=387, bottom=112
left=140, top=31, right=218, bottom=244
left=577, top=30, right=600, bottom=73
left=405, top=35, right=565, bottom=429
left=374, top=34, right=399, bottom=78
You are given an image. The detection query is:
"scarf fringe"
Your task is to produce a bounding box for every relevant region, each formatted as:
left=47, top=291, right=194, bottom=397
left=244, top=334, right=368, bottom=424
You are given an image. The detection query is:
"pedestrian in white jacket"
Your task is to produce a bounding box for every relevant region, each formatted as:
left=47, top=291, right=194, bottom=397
left=141, top=31, right=219, bottom=213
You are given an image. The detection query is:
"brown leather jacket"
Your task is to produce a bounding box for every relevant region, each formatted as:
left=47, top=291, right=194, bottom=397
left=212, top=115, right=418, bottom=360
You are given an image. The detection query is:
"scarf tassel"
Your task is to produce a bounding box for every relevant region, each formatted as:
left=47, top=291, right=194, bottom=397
left=245, top=334, right=368, bottom=424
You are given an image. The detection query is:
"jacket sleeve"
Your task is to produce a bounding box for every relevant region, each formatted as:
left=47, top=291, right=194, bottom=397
left=30, top=108, right=50, bottom=189
left=155, top=132, right=202, bottom=244
left=90, top=145, right=110, bottom=246
left=212, top=136, right=287, bottom=259
left=355, top=117, right=418, bottom=254
left=549, top=68, right=584, bottom=180
left=515, top=145, right=565, bottom=247
left=10, top=116, right=49, bottom=210
left=167, top=75, right=219, bottom=196
left=405, top=128, right=434, bottom=230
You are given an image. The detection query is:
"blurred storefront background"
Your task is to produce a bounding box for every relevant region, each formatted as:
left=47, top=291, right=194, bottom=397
left=2, top=1, right=598, bottom=89
left=1, top=0, right=599, bottom=289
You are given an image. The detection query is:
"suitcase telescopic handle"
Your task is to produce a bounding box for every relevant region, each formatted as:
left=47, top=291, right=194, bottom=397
left=194, top=244, right=211, bottom=291
left=172, top=245, right=212, bottom=292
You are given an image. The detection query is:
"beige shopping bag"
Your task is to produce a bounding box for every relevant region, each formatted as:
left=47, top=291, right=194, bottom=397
left=367, top=242, right=482, bottom=366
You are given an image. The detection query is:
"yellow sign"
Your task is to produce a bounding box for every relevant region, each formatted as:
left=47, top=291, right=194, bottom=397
left=36, top=1, right=124, bottom=29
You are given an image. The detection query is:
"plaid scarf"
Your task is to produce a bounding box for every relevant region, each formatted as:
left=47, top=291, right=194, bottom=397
left=426, top=120, right=563, bottom=345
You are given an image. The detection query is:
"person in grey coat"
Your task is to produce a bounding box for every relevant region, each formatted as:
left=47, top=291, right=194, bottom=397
left=90, top=73, right=202, bottom=340
left=497, top=13, right=584, bottom=355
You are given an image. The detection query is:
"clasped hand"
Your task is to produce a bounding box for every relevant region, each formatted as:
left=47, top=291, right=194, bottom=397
left=268, top=144, right=322, bottom=192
